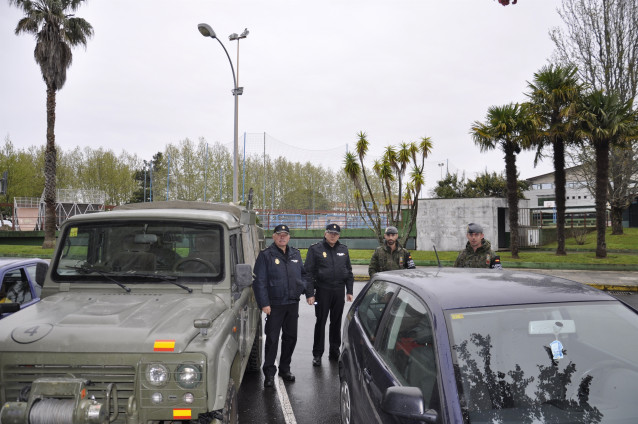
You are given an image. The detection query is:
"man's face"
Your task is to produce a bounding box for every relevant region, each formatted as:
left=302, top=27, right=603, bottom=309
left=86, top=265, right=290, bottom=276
left=325, top=231, right=340, bottom=247
left=273, top=232, right=290, bottom=249
left=466, top=232, right=484, bottom=250
left=384, top=233, right=398, bottom=247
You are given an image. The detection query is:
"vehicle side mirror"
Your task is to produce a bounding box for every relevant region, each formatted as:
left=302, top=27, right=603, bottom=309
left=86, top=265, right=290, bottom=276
left=381, top=386, right=438, bottom=424
left=0, top=303, right=21, bottom=314
left=235, top=264, right=253, bottom=290
left=36, top=262, right=48, bottom=287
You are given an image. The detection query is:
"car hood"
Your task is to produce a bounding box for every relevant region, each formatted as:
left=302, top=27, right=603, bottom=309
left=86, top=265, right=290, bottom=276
left=0, top=292, right=230, bottom=353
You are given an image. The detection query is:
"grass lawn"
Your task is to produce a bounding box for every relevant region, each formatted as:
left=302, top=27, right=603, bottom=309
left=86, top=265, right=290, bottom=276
left=542, top=227, right=638, bottom=251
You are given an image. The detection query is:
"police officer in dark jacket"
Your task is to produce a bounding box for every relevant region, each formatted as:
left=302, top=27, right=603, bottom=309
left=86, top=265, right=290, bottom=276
left=304, top=223, right=354, bottom=366
left=253, top=224, right=310, bottom=388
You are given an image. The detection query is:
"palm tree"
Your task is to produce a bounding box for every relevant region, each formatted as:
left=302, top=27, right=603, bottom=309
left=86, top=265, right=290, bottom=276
left=470, top=103, right=535, bottom=259
left=526, top=64, right=583, bottom=256
left=576, top=91, right=636, bottom=258
left=344, top=132, right=433, bottom=245
left=10, top=0, right=93, bottom=248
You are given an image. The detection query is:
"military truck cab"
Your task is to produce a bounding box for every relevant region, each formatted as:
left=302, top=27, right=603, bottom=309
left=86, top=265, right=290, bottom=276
left=0, top=201, right=264, bottom=424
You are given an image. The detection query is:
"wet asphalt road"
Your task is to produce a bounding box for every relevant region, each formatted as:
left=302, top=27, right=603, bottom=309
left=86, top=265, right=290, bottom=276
left=238, top=281, right=366, bottom=424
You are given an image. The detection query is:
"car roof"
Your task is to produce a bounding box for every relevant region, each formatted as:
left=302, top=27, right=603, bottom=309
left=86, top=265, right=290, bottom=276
left=0, top=258, right=47, bottom=269
left=373, top=268, right=615, bottom=310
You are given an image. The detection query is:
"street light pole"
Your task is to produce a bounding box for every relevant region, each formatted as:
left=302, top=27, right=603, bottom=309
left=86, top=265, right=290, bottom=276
left=198, top=23, right=247, bottom=204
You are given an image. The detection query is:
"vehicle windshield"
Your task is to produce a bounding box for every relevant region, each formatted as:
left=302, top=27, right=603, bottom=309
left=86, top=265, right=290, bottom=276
left=53, top=221, right=223, bottom=283
left=447, top=302, right=638, bottom=424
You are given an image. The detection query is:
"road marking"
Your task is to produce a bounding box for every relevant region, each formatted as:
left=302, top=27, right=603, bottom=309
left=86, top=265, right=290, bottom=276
left=274, top=360, right=297, bottom=424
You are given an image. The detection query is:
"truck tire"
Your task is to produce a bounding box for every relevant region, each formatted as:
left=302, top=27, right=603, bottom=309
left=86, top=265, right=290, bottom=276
left=247, top=320, right=262, bottom=372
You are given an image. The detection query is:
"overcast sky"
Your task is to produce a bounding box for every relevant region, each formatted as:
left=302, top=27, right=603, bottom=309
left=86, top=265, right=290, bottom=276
left=1, top=0, right=563, bottom=194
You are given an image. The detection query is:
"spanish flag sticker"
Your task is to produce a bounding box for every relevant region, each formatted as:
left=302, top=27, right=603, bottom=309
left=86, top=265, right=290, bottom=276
left=173, top=409, right=191, bottom=419
left=153, top=340, right=175, bottom=352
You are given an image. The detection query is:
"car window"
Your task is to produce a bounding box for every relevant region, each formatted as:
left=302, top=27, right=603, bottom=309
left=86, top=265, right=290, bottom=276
left=54, top=221, right=224, bottom=282
left=356, top=280, right=398, bottom=342
left=377, top=288, right=440, bottom=410
left=1, top=268, right=33, bottom=304
left=448, top=302, right=638, bottom=424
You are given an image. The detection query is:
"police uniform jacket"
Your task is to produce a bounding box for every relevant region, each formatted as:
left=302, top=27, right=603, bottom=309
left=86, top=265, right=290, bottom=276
left=454, top=238, right=496, bottom=268
left=304, top=238, right=354, bottom=296
left=253, top=243, right=309, bottom=309
left=368, top=241, right=415, bottom=277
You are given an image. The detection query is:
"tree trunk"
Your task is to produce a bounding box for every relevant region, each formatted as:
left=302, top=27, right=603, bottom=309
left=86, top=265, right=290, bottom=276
left=43, top=84, right=57, bottom=249
left=610, top=205, right=624, bottom=234
left=504, top=147, right=519, bottom=259
left=553, top=140, right=567, bottom=255
left=594, top=142, right=609, bottom=258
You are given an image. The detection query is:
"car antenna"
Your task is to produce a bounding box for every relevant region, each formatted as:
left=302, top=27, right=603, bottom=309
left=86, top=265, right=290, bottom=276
left=433, top=245, right=442, bottom=268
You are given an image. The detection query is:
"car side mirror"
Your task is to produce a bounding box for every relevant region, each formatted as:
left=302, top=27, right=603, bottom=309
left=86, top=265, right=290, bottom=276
left=35, top=262, right=48, bottom=287
left=0, top=303, right=21, bottom=314
left=381, top=386, right=438, bottom=424
left=235, top=264, right=253, bottom=290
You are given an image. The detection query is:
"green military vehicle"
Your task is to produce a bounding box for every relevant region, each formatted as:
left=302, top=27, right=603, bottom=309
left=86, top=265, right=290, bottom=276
left=0, top=200, right=264, bottom=424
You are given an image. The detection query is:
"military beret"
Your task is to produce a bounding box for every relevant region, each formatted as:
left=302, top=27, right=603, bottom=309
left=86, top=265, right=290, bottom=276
left=467, top=223, right=484, bottom=234
left=385, top=226, right=398, bottom=235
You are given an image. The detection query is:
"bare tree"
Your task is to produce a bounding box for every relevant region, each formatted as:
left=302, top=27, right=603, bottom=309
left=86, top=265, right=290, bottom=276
left=551, top=0, right=638, bottom=235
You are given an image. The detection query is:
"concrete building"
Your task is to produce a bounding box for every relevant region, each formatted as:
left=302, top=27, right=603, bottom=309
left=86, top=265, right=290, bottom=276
left=416, top=197, right=530, bottom=252
left=523, top=165, right=594, bottom=209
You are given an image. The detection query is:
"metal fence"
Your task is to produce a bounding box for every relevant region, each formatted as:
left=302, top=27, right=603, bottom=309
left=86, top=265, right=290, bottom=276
left=256, top=210, right=390, bottom=230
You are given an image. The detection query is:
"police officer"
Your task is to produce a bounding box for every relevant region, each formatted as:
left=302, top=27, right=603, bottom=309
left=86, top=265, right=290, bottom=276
left=253, top=224, right=310, bottom=388
left=454, top=223, right=499, bottom=268
left=368, top=226, right=416, bottom=277
left=304, top=223, right=354, bottom=366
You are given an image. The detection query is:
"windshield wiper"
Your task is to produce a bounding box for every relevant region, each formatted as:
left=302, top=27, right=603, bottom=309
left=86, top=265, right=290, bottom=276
left=132, top=273, right=193, bottom=293
left=68, top=265, right=192, bottom=293
left=68, top=265, right=131, bottom=293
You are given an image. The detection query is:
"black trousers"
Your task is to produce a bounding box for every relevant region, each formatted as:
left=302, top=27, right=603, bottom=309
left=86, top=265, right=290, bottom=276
left=263, top=302, right=299, bottom=377
left=312, top=286, right=345, bottom=358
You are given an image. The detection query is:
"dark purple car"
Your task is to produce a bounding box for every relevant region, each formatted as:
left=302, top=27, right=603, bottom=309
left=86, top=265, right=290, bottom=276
left=0, top=258, right=48, bottom=318
left=339, top=268, right=638, bottom=424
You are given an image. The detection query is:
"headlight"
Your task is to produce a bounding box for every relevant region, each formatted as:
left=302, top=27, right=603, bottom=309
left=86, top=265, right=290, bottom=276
left=146, top=364, right=169, bottom=386
left=176, top=364, right=202, bottom=389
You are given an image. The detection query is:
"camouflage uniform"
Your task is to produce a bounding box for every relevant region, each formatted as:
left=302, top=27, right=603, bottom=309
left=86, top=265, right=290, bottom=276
left=454, top=238, right=496, bottom=268
left=368, top=242, right=416, bottom=277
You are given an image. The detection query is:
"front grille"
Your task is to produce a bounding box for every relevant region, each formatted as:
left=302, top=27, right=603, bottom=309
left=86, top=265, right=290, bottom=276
left=2, top=362, right=135, bottom=416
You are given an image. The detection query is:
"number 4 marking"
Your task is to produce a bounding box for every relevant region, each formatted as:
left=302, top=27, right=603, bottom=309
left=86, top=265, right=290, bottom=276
left=24, top=326, right=39, bottom=337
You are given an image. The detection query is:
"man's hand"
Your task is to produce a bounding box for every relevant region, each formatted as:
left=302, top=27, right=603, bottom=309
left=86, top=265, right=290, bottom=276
left=346, top=294, right=353, bottom=302
left=262, top=306, right=271, bottom=315
left=307, top=297, right=315, bottom=305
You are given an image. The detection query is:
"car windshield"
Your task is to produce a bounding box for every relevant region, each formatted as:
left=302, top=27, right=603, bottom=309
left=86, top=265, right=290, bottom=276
left=447, top=302, right=638, bottom=424
left=53, top=221, right=223, bottom=283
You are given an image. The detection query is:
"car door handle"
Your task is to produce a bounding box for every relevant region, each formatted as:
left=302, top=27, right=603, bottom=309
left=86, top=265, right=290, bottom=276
left=363, top=367, right=372, bottom=384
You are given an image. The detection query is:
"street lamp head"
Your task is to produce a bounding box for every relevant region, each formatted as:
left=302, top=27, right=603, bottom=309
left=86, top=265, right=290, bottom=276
left=229, top=28, right=249, bottom=41
left=198, top=23, right=217, bottom=39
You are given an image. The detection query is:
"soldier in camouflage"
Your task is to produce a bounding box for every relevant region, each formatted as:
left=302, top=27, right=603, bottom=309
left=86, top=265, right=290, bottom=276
left=454, top=222, right=498, bottom=268
left=368, top=226, right=416, bottom=277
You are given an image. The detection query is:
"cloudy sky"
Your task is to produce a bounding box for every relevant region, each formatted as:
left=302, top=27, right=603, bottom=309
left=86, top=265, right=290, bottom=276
left=1, top=0, right=563, bottom=194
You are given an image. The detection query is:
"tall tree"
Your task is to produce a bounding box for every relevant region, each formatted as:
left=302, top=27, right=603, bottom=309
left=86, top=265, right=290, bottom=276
left=10, top=0, right=93, bottom=248
left=575, top=91, right=636, bottom=258
left=344, top=132, right=433, bottom=245
left=526, top=64, right=584, bottom=256
left=470, top=104, right=534, bottom=259
left=551, top=0, right=638, bottom=235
